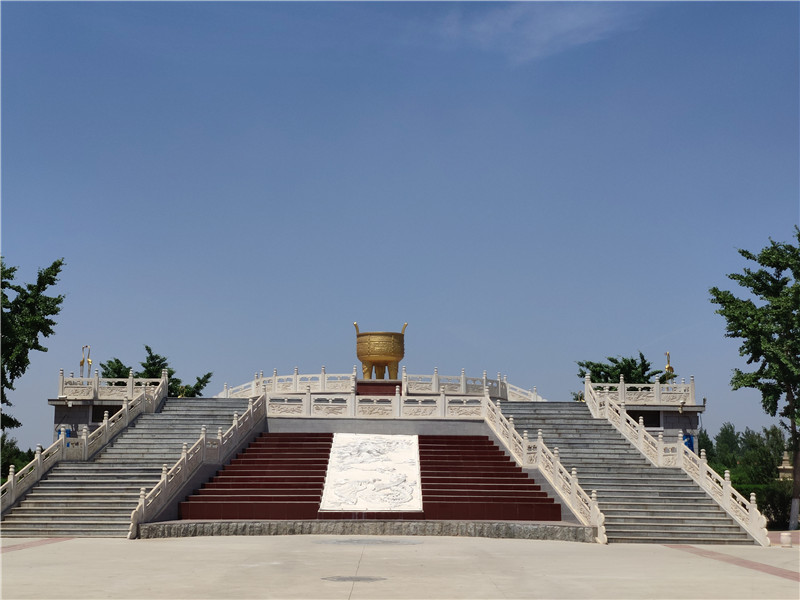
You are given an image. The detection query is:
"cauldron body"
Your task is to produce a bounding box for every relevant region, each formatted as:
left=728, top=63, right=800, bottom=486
left=354, top=323, right=407, bottom=380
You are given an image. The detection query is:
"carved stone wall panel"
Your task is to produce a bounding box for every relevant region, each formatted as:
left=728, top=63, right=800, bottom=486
left=63, top=387, right=93, bottom=398
left=268, top=404, right=304, bottom=415
left=356, top=406, right=393, bottom=417
left=313, top=405, right=346, bottom=417
left=402, top=407, right=436, bottom=417
left=447, top=407, right=482, bottom=417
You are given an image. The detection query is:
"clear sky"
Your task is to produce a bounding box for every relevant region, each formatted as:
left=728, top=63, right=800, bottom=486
left=2, top=2, right=798, bottom=451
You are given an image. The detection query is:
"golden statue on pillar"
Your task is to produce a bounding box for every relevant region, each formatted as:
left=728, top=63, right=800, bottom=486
left=354, top=322, right=407, bottom=380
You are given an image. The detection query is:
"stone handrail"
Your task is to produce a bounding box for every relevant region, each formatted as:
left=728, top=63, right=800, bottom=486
left=221, top=368, right=546, bottom=402
left=128, top=394, right=267, bottom=539
left=58, top=369, right=165, bottom=401
left=483, top=399, right=606, bottom=543
left=590, top=375, right=695, bottom=406
left=583, top=376, right=769, bottom=546
left=2, top=374, right=169, bottom=516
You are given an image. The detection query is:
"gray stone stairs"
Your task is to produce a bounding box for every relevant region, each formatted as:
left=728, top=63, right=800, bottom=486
left=1, top=397, right=251, bottom=538
left=499, top=401, right=754, bottom=544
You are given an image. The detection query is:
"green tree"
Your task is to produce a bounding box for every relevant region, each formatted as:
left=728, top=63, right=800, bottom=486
left=702, top=423, right=790, bottom=528
left=1, top=258, right=65, bottom=431
left=1, top=433, right=35, bottom=482
left=709, top=227, right=800, bottom=529
left=713, top=421, right=741, bottom=472
left=697, top=428, right=716, bottom=463
left=738, top=426, right=786, bottom=485
left=577, top=351, right=675, bottom=384
left=100, top=345, right=212, bottom=398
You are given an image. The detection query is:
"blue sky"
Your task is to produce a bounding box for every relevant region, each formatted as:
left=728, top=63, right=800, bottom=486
left=2, top=2, right=798, bottom=451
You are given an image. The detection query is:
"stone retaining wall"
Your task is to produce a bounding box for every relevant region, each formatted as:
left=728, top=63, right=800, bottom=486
left=138, top=520, right=596, bottom=542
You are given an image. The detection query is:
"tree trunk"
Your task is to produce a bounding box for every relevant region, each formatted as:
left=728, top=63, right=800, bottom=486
left=791, top=443, right=800, bottom=530
left=789, top=386, right=799, bottom=530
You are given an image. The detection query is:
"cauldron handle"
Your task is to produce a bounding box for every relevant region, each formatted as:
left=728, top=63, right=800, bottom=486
left=353, top=322, right=360, bottom=334
left=401, top=323, right=408, bottom=334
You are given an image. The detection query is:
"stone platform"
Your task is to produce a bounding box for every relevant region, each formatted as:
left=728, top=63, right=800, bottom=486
left=139, top=519, right=596, bottom=542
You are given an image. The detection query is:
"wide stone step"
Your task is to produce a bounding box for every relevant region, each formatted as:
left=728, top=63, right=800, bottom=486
left=3, top=512, right=133, bottom=522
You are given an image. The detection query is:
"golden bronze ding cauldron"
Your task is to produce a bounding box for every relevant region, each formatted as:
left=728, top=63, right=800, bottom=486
left=354, top=322, right=407, bottom=380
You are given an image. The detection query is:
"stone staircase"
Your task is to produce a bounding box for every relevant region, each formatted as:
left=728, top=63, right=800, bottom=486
left=498, top=401, right=753, bottom=544
left=1, top=397, right=251, bottom=538
left=419, top=435, right=560, bottom=521
left=180, top=433, right=561, bottom=522
left=180, top=432, right=334, bottom=520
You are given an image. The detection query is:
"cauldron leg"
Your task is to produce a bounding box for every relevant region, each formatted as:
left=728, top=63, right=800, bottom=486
left=388, top=362, right=399, bottom=380
left=362, top=362, right=373, bottom=380
left=375, top=364, right=387, bottom=379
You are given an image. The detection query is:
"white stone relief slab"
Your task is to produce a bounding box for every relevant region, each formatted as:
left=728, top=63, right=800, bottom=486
left=319, top=433, right=422, bottom=512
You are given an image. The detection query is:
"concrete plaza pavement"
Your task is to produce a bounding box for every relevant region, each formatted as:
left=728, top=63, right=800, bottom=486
left=2, top=534, right=798, bottom=599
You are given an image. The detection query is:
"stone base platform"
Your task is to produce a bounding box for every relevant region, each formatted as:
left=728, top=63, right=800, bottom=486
left=138, top=519, right=596, bottom=542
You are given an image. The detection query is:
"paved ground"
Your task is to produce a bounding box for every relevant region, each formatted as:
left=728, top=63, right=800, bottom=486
left=2, top=534, right=798, bottom=599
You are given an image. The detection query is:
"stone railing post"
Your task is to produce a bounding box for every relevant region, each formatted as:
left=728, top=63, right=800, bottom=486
left=439, top=389, right=447, bottom=418
left=273, top=369, right=279, bottom=393
left=637, top=416, right=645, bottom=447
left=497, top=373, right=503, bottom=398
left=482, top=370, right=488, bottom=391
left=293, top=367, right=299, bottom=393
left=200, top=426, right=207, bottom=462
left=619, top=375, right=625, bottom=405
left=102, top=411, right=110, bottom=445
left=305, top=386, right=312, bottom=415
left=139, top=488, right=147, bottom=521
left=460, top=369, right=467, bottom=394
left=8, top=465, right=16, bottom=503
left=677, top=430, right=684, bottom=468
left=654, top=380, right=661, bottom=403
left=523, top=431, right=529, bottom=466
left=351, top=366, right=357, bottom=391
left=723, top=470, right=732, bottom=509
left=35, top=445, right=43, bottom=475
left=161, top=464, right=168, bottom=487
left=395, top=385, right=402, bottom=417
left=127, top=368, right=134, bottom=399
left=700, top=448, right=707, bottom=466
left=432, top=368, right=439, bottom=393
left=536, top=430, right=543, bottom=467
left=584, top=374, right=592, bottom=412
left=232, top=414, right=239, bottom=440
left=81, top=427, right=89, bottom=461
left=320, top=366, right=327, bottom=393
left=181, top=442, right=188, bottom=472
left=92, top=369, right=100, bottom=399
left=657, top=432, right=664, bottom=467
left=553, top=446, right=560, bottom=465
left=223, top=383, right=229, bottom=398
left=124, top=398, right=130, bottom=427
left=252, top=372, right=258, bottom=395
left=161, top=368, right=169, bottom=392
left=60, top=427, right=67, bottom=460
left=402, top=366, right=408, bottom=396
left=58, top=369, right=65, bottom=398
left=749, top=493, right=760, bottom=528
left=533, top=386, right=538, bottom=401
left=571, top=468, right=579, bottom=508
left=690, top=376, right=695, bottom=405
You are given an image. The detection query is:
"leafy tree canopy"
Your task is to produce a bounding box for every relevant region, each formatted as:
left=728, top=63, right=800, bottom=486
left=700, top=422, right=790, bottom=528
left=100, top=345, right=212, bottom=398
left=709, top=227, right=800, bottom=528
left=1, top=258, right=65, bottom=431
left=577, top=351, right=674, bottom=384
